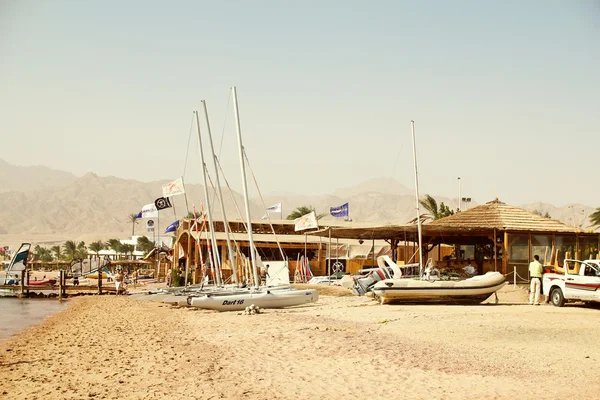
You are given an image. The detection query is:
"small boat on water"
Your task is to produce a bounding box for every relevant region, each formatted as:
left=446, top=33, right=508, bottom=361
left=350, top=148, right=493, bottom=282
left=372, top=271, right=506, bottom=304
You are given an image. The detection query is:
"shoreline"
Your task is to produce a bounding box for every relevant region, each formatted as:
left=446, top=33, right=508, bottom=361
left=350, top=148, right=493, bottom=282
left=1, top=289, right=599, bottom=399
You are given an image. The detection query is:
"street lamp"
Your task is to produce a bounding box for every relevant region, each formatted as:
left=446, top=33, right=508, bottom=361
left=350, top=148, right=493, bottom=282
left=457, top=177, right=461, bottom=211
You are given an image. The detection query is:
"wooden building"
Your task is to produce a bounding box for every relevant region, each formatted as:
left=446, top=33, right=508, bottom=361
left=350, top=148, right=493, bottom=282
left=311, top=199, right=599, bottom=282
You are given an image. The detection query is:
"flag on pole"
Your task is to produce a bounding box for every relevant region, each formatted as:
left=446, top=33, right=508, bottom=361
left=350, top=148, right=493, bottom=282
left=294, top=211, right=319, bottom=232
left=164, top=220, right=180, bottom=233
left=141, top=203, right=158, bottom=218
left=133, top=211, right=142, bottom=219
left=330, top=202, right=349, bottom=218
left=154, top=197, right=172, bottom=211
left=266, top=203, right=282, bottom=213
left=162, top=177, right=186, bottom=197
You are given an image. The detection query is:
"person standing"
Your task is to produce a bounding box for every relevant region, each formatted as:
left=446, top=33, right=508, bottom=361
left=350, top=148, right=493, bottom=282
left=260, top=264, right=270, bottom=286
left=115, top=269, right=124, bottom=295
left=529, top=255, right=543, bottom=305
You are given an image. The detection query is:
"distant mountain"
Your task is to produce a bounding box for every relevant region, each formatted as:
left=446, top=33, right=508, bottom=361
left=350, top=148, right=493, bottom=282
left=0, top=160, right=596, bottom=241
left=0, top=158, right=77, bottom=193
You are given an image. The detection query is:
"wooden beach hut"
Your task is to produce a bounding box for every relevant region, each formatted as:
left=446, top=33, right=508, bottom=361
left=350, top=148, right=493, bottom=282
left=311, top=199, right=599, bottom=282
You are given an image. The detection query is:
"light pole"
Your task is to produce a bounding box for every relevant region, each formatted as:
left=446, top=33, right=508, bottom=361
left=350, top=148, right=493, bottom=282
left=457, top=177, right=461, bottom=211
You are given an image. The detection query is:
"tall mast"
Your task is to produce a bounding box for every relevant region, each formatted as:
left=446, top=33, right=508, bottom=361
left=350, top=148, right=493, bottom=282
left=202, top=100, right=238, bottom=285
left=194, top=110, right=222, bottom=286
left=411, top=120, right=424, bottom=276
left=232, top=86, right=259, bottom=287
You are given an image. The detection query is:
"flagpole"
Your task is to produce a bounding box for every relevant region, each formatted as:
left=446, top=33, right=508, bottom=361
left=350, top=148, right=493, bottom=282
left=328, top=227, right=332, bottom=281
left=194, top=110, right=222, bottom=286
left=304, top=232, right=307, bottom=282
left=202, top=100, right=238, bottom=285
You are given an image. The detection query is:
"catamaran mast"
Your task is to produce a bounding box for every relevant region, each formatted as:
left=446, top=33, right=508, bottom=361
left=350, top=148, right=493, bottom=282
left=202, top=100, right=238, bottom=285
left=232, top=86, right=260, bottom=288
left=194, top=110, right=222, bottom=286
left=411, top=120, right=424, bottom=277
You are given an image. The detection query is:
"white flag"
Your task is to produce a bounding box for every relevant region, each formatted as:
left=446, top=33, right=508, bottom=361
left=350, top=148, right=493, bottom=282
left=162, top=177, right=186, bottom=198
left=294, top=211, right=319, bottom=232
left=266, top=202, right=282, bottom=213
left=141, top=203, right=158, bottom=218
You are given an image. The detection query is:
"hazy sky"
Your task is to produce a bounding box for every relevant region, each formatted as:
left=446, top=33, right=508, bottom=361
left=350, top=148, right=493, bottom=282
left=1, top=1, right=598, bottom=206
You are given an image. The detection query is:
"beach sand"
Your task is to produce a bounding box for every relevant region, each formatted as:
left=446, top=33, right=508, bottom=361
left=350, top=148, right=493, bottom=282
left=1, top=286, right=599, bottom=399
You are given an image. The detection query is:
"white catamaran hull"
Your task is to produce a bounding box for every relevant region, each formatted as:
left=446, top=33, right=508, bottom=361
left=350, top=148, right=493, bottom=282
left=189, top=288, right=318, bottom=311
left=372, top=272, right=506, bottom=304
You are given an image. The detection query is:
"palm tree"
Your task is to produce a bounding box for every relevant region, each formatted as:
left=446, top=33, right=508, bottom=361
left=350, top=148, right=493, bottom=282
left=51, top=245, right=62, bottom=261
left=105, top=239, right=122, bottom=259
left=136, top=236, right=155, bottom=255
left=128, top=214, right=139, bottom=236
left=286, top=206, right=326, bottom=220
left=121, top=244, right=135, bottom=259
left=63, top=240, right=78, bottom=260
left=33, top=245, right=53, bottom=262
left=89, top=240, right=104, bottom=261
left=590, top=208, right=600, bottom=229
left=75, top=241, right=87, bottom=259
left=415, top=195, right=455, bottom=222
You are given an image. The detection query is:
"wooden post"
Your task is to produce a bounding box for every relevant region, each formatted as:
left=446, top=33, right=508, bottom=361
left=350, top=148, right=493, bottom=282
left=502, top=231, right=509, bottom=275
left=20, top=269, right=25, bottom=296
left=98, top=267, right=102, bottom=295
left=513, top=266, right=516, bottom=288
left=26, top=269, right=30, bottom=295
left=58, top=270, right=63, bottom=300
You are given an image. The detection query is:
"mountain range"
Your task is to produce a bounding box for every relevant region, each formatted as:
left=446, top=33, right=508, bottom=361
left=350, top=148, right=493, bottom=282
left=0, top=159, right=596, bottom=249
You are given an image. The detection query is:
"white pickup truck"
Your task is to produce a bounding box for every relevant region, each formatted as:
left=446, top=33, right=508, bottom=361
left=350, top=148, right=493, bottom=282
left=543, top=259, right=600, bottom=307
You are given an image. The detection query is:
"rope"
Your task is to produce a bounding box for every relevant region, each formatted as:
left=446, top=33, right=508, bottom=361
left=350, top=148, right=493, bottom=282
left=182, top=113, right=195, bottom=178
left=243, top=149, right=286, bottom=261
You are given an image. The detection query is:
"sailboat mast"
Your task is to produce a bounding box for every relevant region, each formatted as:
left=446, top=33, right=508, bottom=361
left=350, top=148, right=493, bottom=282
left=411, top=120, right=424, bottom=276
left=194, top=110, right=222, bottom=286
left=231, top=86, right=260, bottom=287
left=201, top=100, right=238, bottom=285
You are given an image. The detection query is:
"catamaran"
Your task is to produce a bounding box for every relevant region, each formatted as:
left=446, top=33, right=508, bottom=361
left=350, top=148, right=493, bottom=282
left=187, top=87, right=318, bottom=311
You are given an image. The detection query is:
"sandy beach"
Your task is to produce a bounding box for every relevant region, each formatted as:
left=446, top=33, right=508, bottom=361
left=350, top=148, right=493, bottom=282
left=1, top=286, right=599, bottom=400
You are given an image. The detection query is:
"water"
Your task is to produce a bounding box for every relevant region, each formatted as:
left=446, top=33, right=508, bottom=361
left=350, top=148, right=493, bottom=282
left=0, top=298, right=68, bottom=340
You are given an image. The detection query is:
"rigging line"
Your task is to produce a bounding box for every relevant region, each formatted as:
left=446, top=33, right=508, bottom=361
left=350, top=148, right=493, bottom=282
left=217, top=91, right=232, bottom=160
left=182, top=112, right=195, bottom=178
left=243, top=148, right=286, bottom=261
left=390, top=137, right=407, bottom=179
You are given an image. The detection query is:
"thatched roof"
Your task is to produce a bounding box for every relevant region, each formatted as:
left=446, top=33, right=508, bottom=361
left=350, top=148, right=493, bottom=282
left=309, top=199, right=595, bottom=241
left=431, top=198, right=585, bottom=233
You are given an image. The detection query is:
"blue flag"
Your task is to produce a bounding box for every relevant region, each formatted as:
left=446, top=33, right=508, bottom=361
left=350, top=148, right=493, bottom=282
left=134, top=211, right=142, bottom=219
left=165, top=220, right=180, bottom=233
left=330, top=203, right=349, bottom=218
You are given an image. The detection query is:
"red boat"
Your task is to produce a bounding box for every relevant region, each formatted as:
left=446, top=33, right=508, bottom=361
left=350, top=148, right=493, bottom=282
left=28, top=279, right=57, bottom=286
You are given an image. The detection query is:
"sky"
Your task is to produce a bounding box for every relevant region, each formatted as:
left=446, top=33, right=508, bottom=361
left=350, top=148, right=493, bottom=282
left=1, top=0, right=599, bottom=206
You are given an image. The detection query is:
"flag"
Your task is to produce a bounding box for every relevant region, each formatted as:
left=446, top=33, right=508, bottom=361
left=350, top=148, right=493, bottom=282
left=162, top=177, right=186, bottom=198
left=134, top=211, right=142, bottom=219
left=154, top=197, right=172, bottom=211
left=294, top=211, right=319, bottom=232
left=266, top=203, right=282, bottom=213
left=165, top=220, right=180, bottom=233
left=330, top=202, right=349, bottom=218
left=141, top=203, right=158, bottom=218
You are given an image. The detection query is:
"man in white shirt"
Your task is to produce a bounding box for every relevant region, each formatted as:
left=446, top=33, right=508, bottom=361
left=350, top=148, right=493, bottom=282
left=528, top=255, right=543, bottom=305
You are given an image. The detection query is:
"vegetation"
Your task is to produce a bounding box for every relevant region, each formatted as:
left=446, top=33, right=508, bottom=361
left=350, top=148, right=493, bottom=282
left=533, top=210, right=552, bottom=219
left=88, top=240, right=104, bottom=260
left=62, top=240, right=87, bottom=260
left=591, top=208, right=600, bottom=229
left=33, top=245, right=53, bottom=262
left=415, top=195, right=456, bottom=222
left=51, top=245, right=62, bottom=260
left=137, top=236, right=155, bottom=255
left=128, top=213, right=139, bottom=236
left=105, top=239, right=122, bottom=258
left=286, top=206, right=326, bottom=220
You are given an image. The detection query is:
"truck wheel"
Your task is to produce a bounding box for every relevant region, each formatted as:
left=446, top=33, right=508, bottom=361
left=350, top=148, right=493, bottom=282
left=550, top=287, right=565, bottom=307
